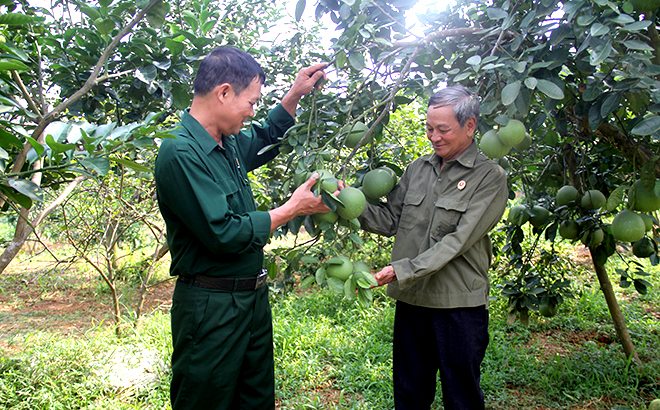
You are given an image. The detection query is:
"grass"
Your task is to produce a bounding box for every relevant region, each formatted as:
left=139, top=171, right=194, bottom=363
left=0, top=239, right=659, bottom=409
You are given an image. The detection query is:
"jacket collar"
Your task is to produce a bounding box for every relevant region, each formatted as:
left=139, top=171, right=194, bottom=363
left=426, top=139, right=479, bottom=170
left=180, top=109, right=225, bottom=155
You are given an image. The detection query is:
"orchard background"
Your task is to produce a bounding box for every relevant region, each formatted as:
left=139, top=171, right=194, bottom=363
left=0, top=0, right=659, bottom=408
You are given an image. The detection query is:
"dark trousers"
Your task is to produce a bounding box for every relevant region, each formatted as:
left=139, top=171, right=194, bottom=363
left=170, top=280, right=275, bottom=410
left=393, top=301, right=489, bottom=410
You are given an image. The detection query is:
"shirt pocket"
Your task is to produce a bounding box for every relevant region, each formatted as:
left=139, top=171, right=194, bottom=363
left=217, top=179, right=243, bottom=213
left=398, top=190, right=426, bottom=230
left=431, top=196, right=468, bottom=240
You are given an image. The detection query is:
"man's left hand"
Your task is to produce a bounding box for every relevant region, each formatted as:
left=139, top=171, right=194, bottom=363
left=282, top=63, right=328, bottom=116
left=373, top=265, right=397, bottom=287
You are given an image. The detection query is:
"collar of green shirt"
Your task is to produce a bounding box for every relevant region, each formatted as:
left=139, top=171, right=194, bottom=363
left=180, top=109, right=232, bottom=155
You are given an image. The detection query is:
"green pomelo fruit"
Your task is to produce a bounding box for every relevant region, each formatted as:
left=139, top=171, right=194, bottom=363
left=358, top=186, right=380, bottom=205
left=498, top=157, right=510, bottom=170
left=556, top=185, right=579, bottom=207
left=343, top=122, right=370, bottom=149
left=631, top=0, right=660, bottom=12
left=513, top=133, right=532, bottom=151
left=336, top=187, right=367, bottom=220
left=362, top=168, right=396, bottom=198
left=312, top=209, right=339, bottom=225
left=559, top=220, right=580, bottom=239
left=529, top=205, right=551, bottom=228
left=581, top=228, right=604, bottom=247
left=380, top=166, right=398, bottom=186
left=312, top=169, right=338, bottom=192
left=632, top=237, right=655, bottom=258
left=649, top=398, right=660, bottom=410
left=641, top=213, right=654, bottom=232
left=498, top=119, right=527, bottom=146
left=611, top=209, right=646, bottom=243
left=580, top=189, right=607, bottom=210
left=631, top=179, right=660, bottom=212
left=479, top=129, right=511, bottom=159
left=539, top=301, right=558, bottom=318
left=507, top=205, right=530, bottom=226
left=353, top=260, right=371, bottom=274
left=326, top=256, right=354, bottom=281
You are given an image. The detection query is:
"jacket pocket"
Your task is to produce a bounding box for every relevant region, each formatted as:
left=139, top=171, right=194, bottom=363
left=431, top=196, right=468, bottom=239
left=398, top=190, right=426, bottom=230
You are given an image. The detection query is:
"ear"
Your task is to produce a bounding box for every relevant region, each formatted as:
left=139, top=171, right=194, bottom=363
left=214, top=83, right=232, bottom=104
left=465, top=117, right=477, bottom=137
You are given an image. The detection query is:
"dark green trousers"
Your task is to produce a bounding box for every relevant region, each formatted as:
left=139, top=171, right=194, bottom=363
left=170, top=280, right=275, bottom=410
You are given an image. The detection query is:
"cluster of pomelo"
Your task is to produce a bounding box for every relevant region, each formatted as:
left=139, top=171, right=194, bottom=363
left=478, top=119, right=531, bottom=159
left=319, top=256, right=378, bottom=302
left=553, top=181, right=659, bottom=257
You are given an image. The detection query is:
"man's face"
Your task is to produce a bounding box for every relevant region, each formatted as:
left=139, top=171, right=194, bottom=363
left=221, top=78, right=262, bottom=136
left=426, top=104, right=476, bottom=161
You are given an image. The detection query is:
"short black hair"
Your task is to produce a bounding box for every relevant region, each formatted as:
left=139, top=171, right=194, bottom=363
left=193, top=47, right=266, bottom=97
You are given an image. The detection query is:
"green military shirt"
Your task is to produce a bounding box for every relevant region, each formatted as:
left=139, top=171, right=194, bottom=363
left=359, top=141, right=508, bottom=308
left=155, top=104, right=294, bottom=278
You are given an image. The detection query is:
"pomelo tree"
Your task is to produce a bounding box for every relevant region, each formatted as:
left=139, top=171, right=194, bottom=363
left=261, top=0, right=660, bottom=363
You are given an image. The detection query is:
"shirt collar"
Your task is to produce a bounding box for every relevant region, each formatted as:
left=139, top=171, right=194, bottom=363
left=180, top=109, right=224, bottom=154
left=426, top=139, right=479, bottom=170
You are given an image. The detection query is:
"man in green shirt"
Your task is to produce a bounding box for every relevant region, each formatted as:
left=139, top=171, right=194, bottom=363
left=358, top=86, right=508, bottom=409
left=155, top=47, right=329, bottom=410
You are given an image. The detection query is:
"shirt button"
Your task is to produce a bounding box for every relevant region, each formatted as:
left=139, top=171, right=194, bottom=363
left=438, top=178, right=442, bottom=182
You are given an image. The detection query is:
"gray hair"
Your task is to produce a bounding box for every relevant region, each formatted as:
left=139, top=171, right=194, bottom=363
left=428, top=85, right=480, bottom=127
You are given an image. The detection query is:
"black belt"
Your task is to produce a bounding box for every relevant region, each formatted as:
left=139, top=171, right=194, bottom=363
left=178, top=270, right=268, bottom=291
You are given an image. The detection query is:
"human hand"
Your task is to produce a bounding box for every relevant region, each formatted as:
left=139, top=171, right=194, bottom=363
left=289, top=173, right=332, bottom=216
left=373, top=265, right=397, bottom=287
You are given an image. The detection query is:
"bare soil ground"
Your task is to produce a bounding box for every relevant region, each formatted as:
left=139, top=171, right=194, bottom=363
left=0, top=246, right=175, bottom=354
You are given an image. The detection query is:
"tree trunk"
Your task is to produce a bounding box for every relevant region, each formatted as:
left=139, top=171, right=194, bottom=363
left=589, top=247, right=641, bottom=364
left=0, top=176, right=87, bottom=274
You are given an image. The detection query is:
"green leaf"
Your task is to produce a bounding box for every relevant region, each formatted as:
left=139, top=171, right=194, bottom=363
left=621, top=21, right=652, bottom=32
left=0, top=13, right=36, bottom=25
left=524, top=77, right=538, bottom=89
left=348, top=51, right=365, bottom=71
left=111, top=157, right=152, bottom=172
left=631, top=115, right=660, bottom=136
left=327, top=277, right=345, bottom=294
left=486, top=7, right=507, bottom=19
left=25, top=136, right=45, bottom=157
left=0, top=128, right=23, bottom=149
left=590, top=39, right=613, bottom=66
left=295, top=0, right=306, bottom=22
left=300, top=275, right=316, bottom=290
left=466, top=55, right=481, bottom=66
left=0, top=59, right=29, bottom=71
left=7, top=178, right=43, bottom=202
left=344, top=276, right=356, bottom=299
left=536, top=79, right=564, bottom=100
left=146, top=1, right=170, bottom=28
left=45, top=134, right=77, bottom=153
left=79, top=157, right=111, bottom=175
left=600, top=93, right=621, bottom=118
left=606, top=185, right=626, bottom=211
left=136, top=65, right=157, bottom=84
left=0, top=185, right=32, bottom=209
left=93, top=17, right=115, bottom=35
left=623, top=39, right=654, bottom=51
left=590, top=22, right=610, bottom=37
left=501, top=81, right=520, bottom=106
